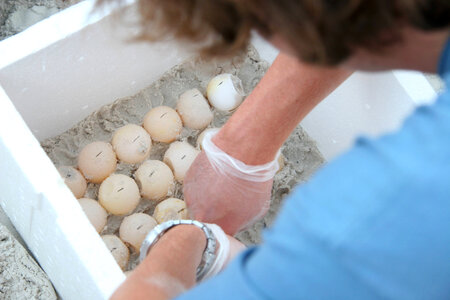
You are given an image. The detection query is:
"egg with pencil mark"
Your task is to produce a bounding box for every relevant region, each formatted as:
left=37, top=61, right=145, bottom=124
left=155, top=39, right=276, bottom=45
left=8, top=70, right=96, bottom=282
left=98, top=174, right=140, bottom=216
left=206, top=74, right=245, bottom=111
left=134, top=160, right=174, bottom=201
left=176, top=88, right=213, bottom=130
left=119, top=213, right=157, bottom=253
left=163, top=141, right=200, bottom=183
left=57, top=166, right=87, bottom=198
left=112, top=124, right=152, bottom=164
left=153, top=198, right=188, bottom=224
left=78, top=141, right=117, bottom=183
left=102, top=235, right=129, bottom=270
left=143, top=106, right=182, bottom=143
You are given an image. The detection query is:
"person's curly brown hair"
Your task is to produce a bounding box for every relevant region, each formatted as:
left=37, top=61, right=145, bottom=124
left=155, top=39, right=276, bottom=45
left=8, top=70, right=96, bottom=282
left=97, top=0, right=450, bottom=65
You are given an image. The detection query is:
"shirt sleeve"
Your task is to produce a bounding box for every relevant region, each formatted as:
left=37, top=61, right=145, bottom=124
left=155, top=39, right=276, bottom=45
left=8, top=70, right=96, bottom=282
left=176, top=89, right=450, bottom=300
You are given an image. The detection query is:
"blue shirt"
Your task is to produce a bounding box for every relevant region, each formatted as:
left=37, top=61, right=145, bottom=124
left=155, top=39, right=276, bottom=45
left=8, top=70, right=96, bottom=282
left=178, top=39, right=450, bottom=300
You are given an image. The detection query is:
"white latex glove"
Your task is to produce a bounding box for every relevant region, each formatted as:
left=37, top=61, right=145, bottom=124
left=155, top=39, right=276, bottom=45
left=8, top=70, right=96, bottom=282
left=184, top=129, right=280, bottom=234
left=202, top=129, right=280, bottom=182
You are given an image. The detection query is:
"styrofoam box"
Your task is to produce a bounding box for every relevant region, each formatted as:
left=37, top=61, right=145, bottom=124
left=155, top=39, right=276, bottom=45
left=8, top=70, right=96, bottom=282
left=0, top=1, right=437, bottom=299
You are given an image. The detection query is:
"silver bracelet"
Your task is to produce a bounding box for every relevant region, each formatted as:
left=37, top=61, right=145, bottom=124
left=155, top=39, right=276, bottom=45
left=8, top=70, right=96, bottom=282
left=139, top=219, right=217, bottom=282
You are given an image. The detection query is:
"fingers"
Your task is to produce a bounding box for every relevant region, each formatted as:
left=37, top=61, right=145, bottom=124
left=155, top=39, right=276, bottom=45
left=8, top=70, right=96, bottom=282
left=183, top=149, right=274, bottom=235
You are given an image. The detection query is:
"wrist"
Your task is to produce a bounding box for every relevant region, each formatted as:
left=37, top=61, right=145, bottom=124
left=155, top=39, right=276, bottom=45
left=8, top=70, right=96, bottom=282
left=212, top=127, right=277, bottom=165
left=204, top=129, right=279, bottom=182
left=212, top=54, right=352, bottom=165
left=113, top=225, right=207, bottom=300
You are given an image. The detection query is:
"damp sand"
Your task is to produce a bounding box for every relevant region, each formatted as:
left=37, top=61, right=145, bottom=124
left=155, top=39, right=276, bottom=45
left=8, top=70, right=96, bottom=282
left=41, top=46, right=325, bottom=271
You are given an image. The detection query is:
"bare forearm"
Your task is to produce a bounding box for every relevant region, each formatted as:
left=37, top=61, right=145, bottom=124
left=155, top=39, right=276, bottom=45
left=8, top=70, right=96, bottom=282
left=111, top=225, right=206, bottom=300
left=214, top=53, right=352, bottom=164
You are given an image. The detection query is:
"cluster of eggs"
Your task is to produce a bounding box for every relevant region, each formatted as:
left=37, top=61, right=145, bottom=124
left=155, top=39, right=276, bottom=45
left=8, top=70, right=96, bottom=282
left=57, top=74, right=245, bottom=270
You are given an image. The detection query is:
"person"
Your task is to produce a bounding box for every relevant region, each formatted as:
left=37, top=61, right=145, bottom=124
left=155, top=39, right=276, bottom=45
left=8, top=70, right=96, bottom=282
left=107, top=0, right=450, bottom=299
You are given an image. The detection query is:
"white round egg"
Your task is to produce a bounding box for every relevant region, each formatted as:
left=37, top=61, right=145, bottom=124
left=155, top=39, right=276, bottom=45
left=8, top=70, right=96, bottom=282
left=176, top=88, right=213, bottom=130
left=78, top=198, right=108, bottom=233
left=57, top=166, right=87, bottom=199
left=163, top=141, right=200, bottom=183
left=119, top=213, right=158, bottom=253
left=111, top=124, right=152, bottom=164
left=206, top=73, right=245, bottom=111
left=153, top=198, right=189, bottom=224
left=78, top=141, right=117, bottom=183
left=102, top=235, right=129, bottom=270
left=98, top=174, right=140, bottom=216
left=196, top=128, right=219, bottom=150
left=134, top=160, right=174, bottom=201
left=143, top=106, right=182, bottom=143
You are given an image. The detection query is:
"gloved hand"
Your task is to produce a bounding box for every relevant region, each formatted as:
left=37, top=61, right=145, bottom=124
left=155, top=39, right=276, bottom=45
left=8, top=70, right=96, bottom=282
left=184, top=129, right=279, bottom=235
left=200, top=223, right=246, bottom=281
